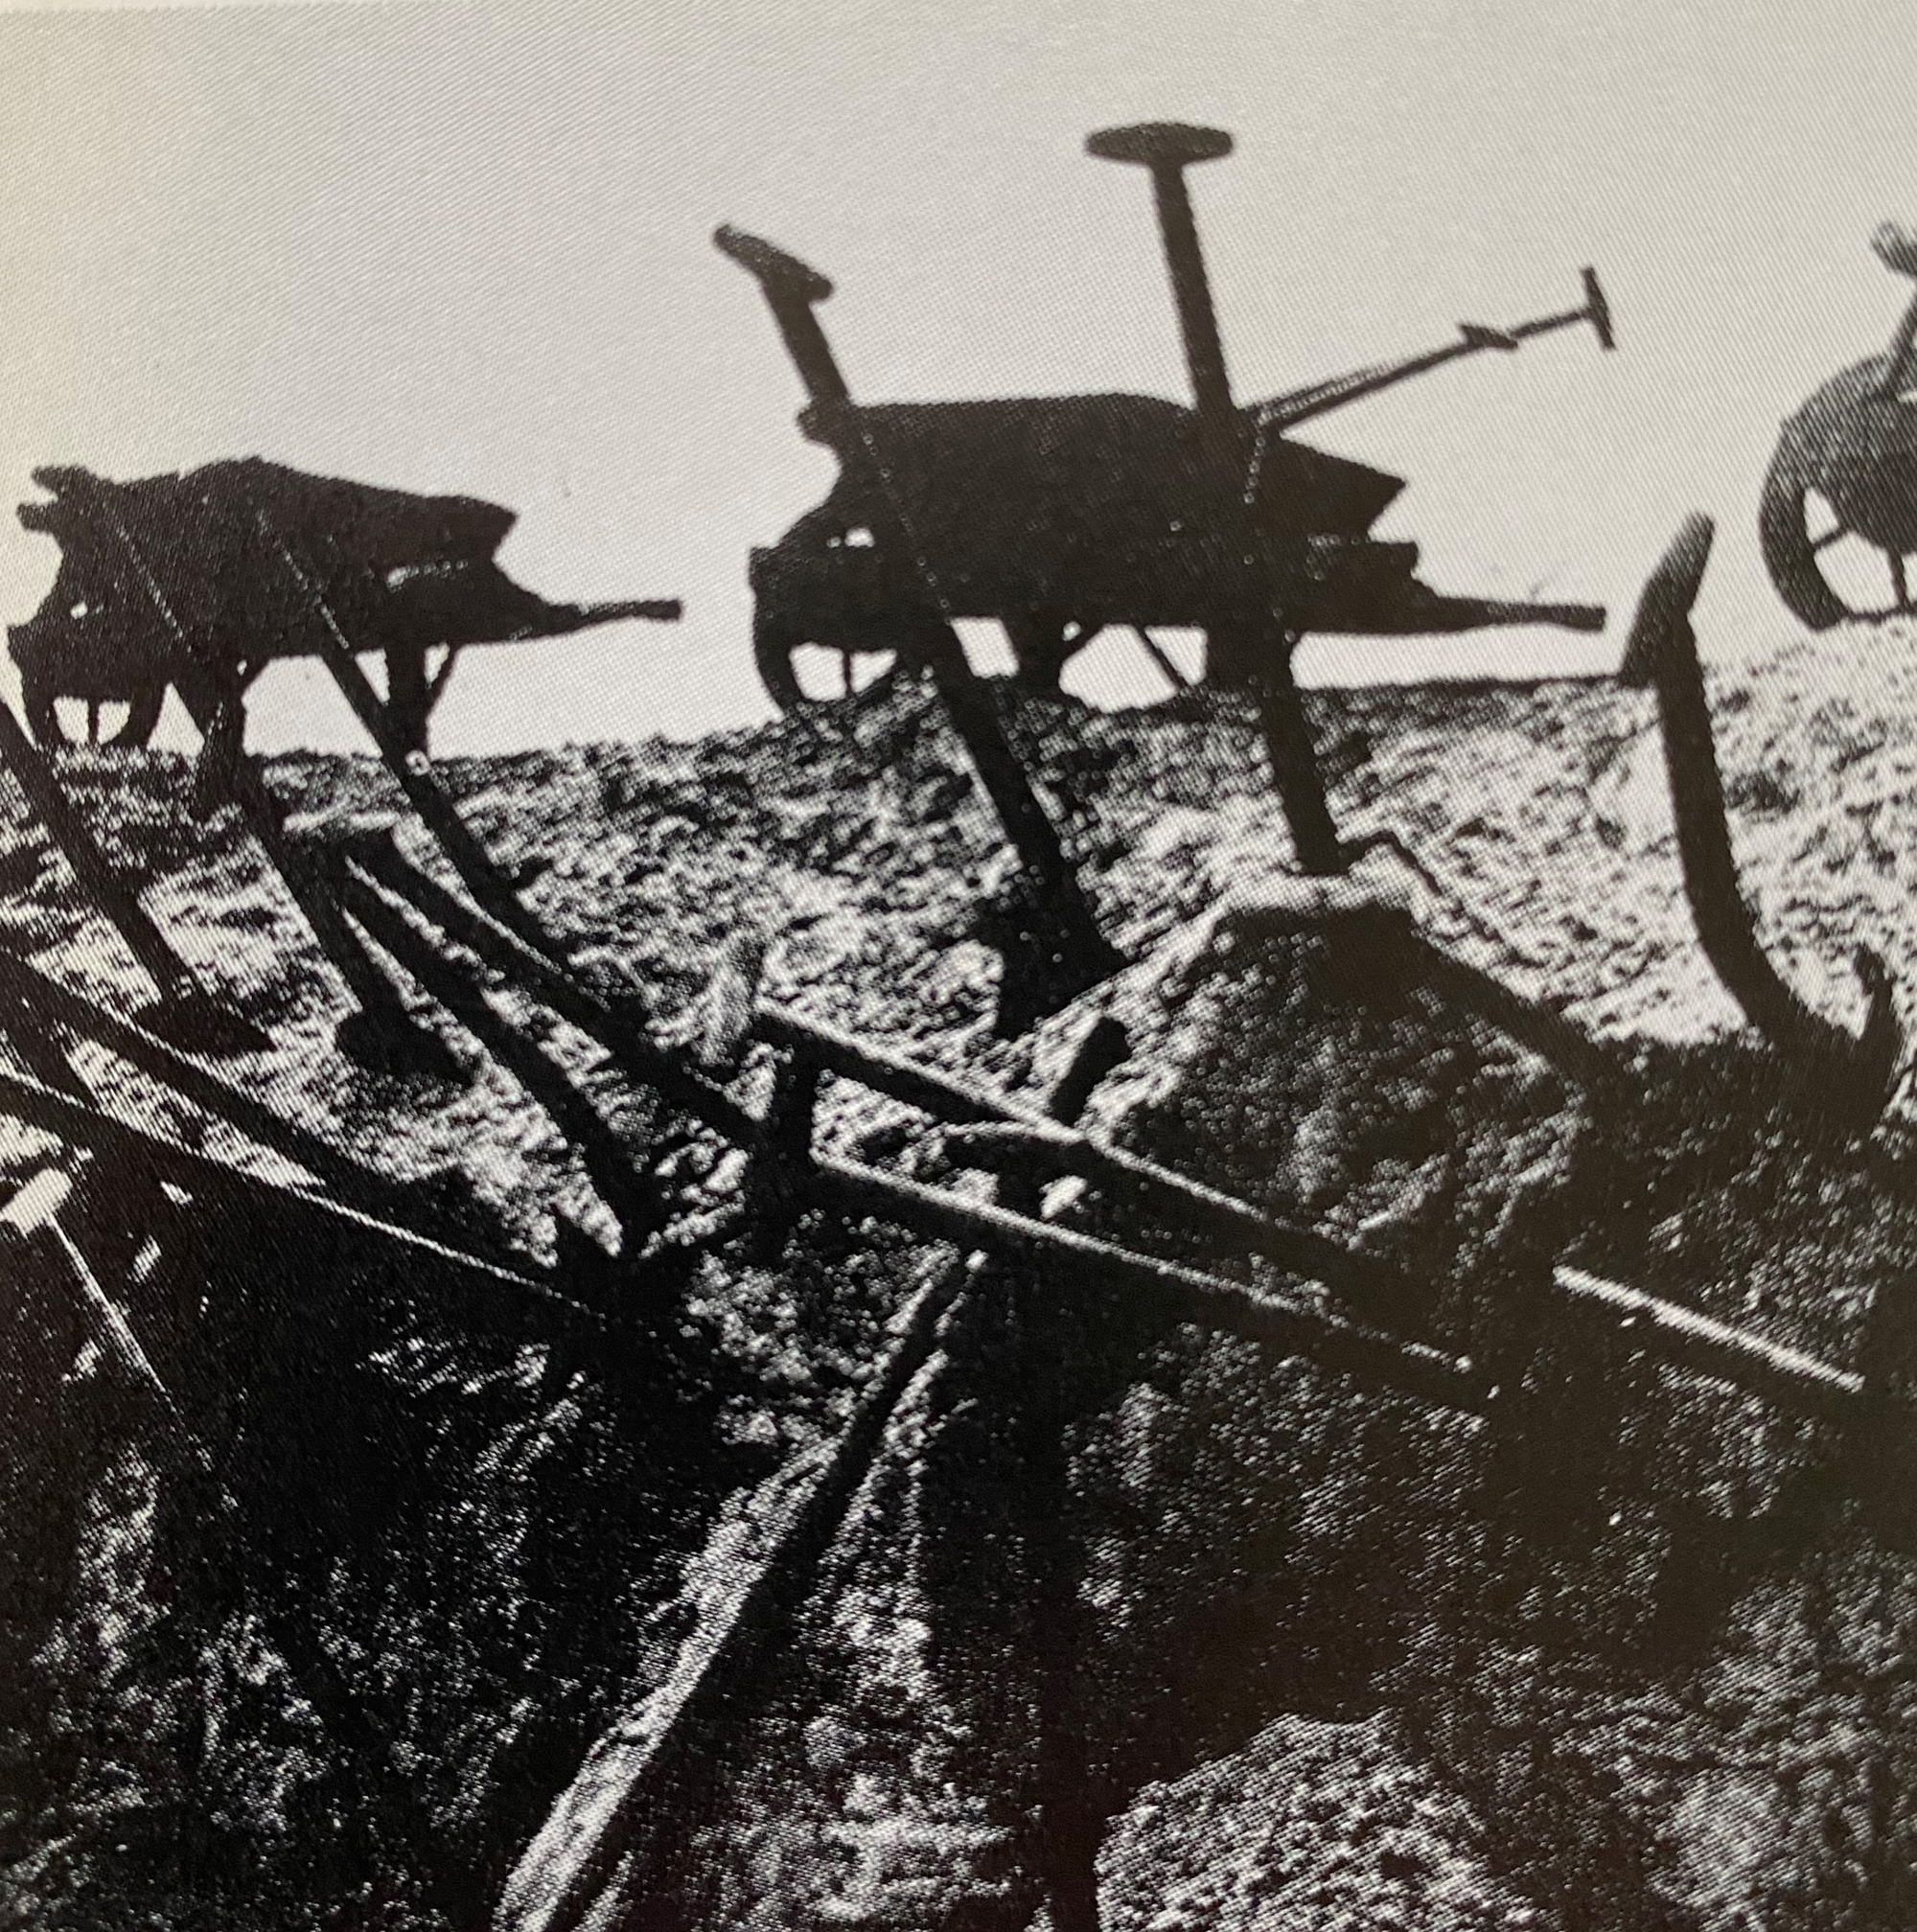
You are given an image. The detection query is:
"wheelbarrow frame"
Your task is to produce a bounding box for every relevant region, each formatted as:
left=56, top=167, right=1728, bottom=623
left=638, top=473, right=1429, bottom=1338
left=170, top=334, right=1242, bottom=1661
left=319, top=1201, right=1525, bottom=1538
left=9, top=458, right=679, bottom=752
left=749, top=395, right=1605, bottom=705
left=743, top=125, right=1610, bottom=710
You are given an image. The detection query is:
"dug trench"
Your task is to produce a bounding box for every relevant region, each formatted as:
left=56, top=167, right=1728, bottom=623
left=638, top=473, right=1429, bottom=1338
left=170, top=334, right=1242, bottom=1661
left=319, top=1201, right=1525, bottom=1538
left=3, top=637, right=1917, bottom=1930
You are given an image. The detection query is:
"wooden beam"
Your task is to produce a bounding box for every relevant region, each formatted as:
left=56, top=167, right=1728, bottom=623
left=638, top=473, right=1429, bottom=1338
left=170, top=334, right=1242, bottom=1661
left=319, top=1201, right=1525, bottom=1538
left=264, top=520, right=565, bottom=962
left=805, top=1151, right=1490, bottom=1413
left=496, top=1254, right=974, bottom=1932
left=0, top=937, right=432, bottom=1222
left=335, top=868, right=671, bottom=1254
left=354, top=827, right=1431, bottom=1324
left=337, top=830, right=757, bottom=1143
left=0, top=701, right=267, bottom=1053
left=0, top=1064, right=597, bottom=1338
left=1553, top=1264, right=1864, bottom=1427
left=757, top=1004, right=1421, bottom=1322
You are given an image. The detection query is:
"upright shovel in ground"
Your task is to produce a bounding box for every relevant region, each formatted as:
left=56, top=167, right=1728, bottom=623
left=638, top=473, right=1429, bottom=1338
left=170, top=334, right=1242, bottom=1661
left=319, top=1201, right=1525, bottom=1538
left=1088, top=121, right=1347, bottom=875
left=714, top=223, right=1122, bottom=1034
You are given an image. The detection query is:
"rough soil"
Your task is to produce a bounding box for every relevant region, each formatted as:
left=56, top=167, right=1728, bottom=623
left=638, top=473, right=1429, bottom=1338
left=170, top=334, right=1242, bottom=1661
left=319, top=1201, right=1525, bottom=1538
left=3, top=632, right=1917, bottom=1930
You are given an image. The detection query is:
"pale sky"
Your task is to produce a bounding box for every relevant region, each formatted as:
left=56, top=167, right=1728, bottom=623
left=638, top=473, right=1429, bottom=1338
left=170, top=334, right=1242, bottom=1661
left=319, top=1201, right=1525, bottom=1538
left=1, top=0, right=1912, bottom=752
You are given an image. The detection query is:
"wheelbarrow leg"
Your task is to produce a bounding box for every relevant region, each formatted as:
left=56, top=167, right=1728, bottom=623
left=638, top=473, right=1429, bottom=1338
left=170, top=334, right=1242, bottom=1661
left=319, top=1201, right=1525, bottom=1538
left=1208, top=620, right=1344, bottom=875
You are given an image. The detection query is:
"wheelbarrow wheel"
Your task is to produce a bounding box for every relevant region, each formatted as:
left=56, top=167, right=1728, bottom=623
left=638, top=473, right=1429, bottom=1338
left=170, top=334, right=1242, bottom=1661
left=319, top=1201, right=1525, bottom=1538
left=1760, top=448, right=1870, bottom=631
left=1759, top=364, right=1917, bottom=631
left=20, top=669, right=167, bottom=750
left=753, top=609, right=906, bottom=711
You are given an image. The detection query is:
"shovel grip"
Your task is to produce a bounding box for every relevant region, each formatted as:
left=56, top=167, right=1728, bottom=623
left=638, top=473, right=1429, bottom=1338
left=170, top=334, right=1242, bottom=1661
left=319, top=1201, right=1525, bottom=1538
left=713, top=225, right=833, bottom=303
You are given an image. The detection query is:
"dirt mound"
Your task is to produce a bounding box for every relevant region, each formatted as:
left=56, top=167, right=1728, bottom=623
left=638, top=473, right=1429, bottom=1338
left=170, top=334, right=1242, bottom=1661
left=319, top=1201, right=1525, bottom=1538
left=4, top=647, right=1917, bottom=1928
left=1098, top=1710, right=1536, bottom=1932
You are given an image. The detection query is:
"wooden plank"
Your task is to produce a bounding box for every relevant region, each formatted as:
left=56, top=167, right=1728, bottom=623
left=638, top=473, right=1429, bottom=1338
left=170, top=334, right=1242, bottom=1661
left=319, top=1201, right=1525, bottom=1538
left=1553, top=1263, right=1863, bottom=1426
left=496, top=1253, right=974, bottom=1932
left=335, top=869, right=670, bottom=1252
left=338, top=830, right=758, bottom=1142
left=0, top=700, right=267, bottom=1053
left=0, top=937, right=427, bottom=1221
left=0, top=701, right=195, bottom=1001
left=0, top=1064, right=596, bottom=1338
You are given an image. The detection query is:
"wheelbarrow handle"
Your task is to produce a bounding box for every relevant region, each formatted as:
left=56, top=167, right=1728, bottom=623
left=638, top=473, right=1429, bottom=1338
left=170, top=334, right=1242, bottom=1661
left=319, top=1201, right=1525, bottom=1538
left=1086, top=121, right=1233, bottom=170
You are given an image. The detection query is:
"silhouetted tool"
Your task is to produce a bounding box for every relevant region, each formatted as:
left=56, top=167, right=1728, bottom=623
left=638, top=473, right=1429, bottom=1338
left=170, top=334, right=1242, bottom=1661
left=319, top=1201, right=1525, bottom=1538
left=717, top=222, right=1122, bottom=1033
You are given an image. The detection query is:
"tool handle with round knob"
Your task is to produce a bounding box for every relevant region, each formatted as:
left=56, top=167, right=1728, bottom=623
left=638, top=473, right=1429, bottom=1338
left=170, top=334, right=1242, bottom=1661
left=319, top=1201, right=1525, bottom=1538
left=1087, top=122, right=1238, bottom=440
left=1085, top=121, right=1233, bottom=170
